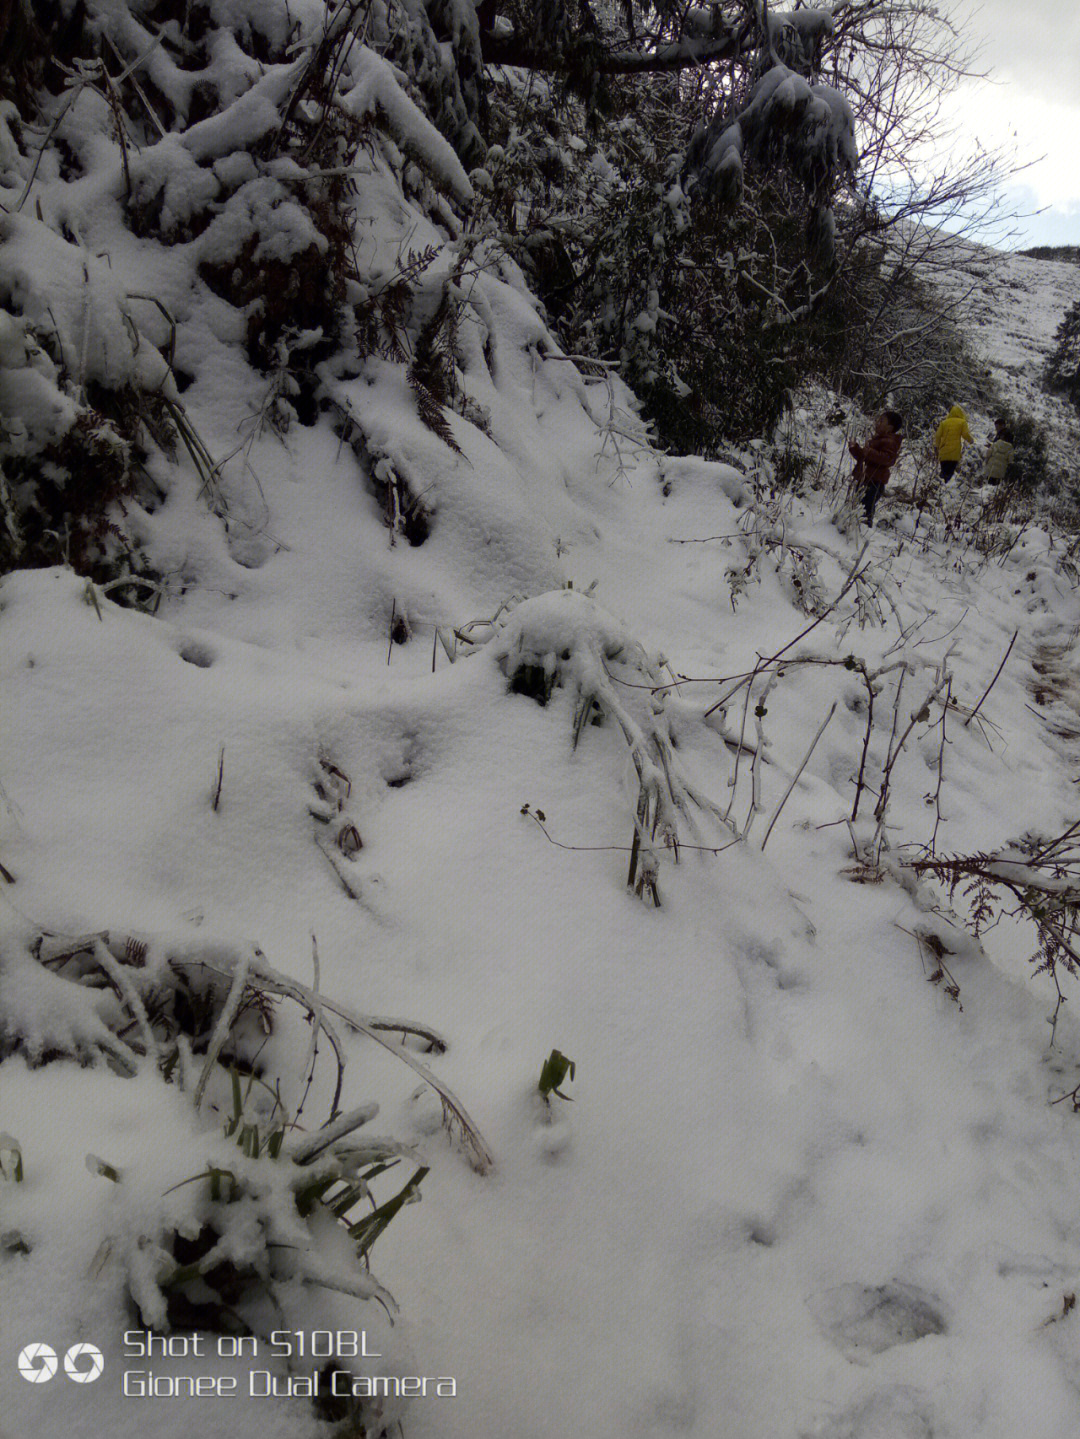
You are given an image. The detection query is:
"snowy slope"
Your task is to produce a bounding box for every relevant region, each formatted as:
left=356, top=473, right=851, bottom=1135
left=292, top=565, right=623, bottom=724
left=5, top=10, right=1080, bottom=1439
left=922, top=236, right=1080, bottom=489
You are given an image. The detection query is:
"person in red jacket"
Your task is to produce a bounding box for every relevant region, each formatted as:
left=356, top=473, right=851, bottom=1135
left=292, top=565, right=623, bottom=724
left=848, top=410, right=904, bottom=525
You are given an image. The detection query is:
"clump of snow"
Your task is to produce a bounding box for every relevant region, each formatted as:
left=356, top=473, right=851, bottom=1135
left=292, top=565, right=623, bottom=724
left=340, top=49, right=474, bottom=205
left=689, top=63, right=857, bottom=200
left=0, top=212, right=173, bottom=397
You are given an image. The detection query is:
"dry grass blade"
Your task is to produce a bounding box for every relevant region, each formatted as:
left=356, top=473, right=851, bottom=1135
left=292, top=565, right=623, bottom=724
left=168, top=947, right=482, bottom=1166
left=212, top=745, right=225, bottom=812
left=324, top=1006, right=493, bottom=1173
left=193, top=947, right=252, bottom=1109
left=91, top=938, right=159, bottom=1060
left=160, top=396, right=230, bottom=516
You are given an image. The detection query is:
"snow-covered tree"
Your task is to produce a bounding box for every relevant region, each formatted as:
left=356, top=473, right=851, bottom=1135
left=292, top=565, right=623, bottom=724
left=1047, top=299, right=1080, bottom=415
left=473, top=0, right=1027, bottom=451
left=475, top=1, right=860, bottom=220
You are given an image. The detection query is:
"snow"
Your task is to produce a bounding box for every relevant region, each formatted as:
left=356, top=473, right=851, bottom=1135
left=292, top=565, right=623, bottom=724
left=690, top=64, right=857, bottom=200
left=339, top=49, right=474, bottom=205
left=5, top=7, right=1080, bottom=1439
left=0, top=211, right=173, bottom=397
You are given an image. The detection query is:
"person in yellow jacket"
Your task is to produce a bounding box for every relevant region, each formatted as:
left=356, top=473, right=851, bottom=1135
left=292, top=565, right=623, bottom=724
left=934, top=404, right=973, bottom=481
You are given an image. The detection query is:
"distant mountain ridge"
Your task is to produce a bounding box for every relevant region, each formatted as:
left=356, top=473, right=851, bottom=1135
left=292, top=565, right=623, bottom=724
left=1018, top=245, right=1080, bottom=264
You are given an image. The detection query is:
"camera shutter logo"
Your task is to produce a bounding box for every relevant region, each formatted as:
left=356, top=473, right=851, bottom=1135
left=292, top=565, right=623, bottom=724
left=18, top=1343, right=58, bottom=1383
left=64, top=1343, right=104, bottom=1383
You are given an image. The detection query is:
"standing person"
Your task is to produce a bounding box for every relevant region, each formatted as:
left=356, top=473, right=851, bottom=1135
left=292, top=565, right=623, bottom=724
left=849, top=411, right=904, bottom=526
left=934, top=404, right=973, bottom=481
left=984, top=417, right=1015, bottom=484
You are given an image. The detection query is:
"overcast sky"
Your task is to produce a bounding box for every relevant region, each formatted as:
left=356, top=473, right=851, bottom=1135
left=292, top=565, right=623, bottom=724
left=940, top=0, right=1080, bottom=247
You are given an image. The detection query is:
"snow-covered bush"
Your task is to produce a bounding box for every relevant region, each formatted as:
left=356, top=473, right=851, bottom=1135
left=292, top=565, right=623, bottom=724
left=683, top=63, right=857, bottom=212
left=0, top=921, right=488, bottom=1432
left=1, top=925, right=489, bottom=1163
left=489, top=589, right=729, bottom=900
left=0, top=226, right=176, bottom=578
left=0, top=0, right=489, bottom=586
left=723, top=483, right=828, bottom=615
left=908, top=826, right=1080, bottom=1041
left=479, top=69, right=842, bottom=450
left=94, top=1080, right=423, bottom=1339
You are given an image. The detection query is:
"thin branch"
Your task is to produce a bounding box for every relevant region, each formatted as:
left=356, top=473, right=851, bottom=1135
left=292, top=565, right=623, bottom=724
left=522, top=807, right=738, bottom=859
left=965, top=629, right=1017, bottom=727
left=480, top=27, right=748, bottom=75
left=212, top=745, right=225, bottom=812
left=704, top=544, right=871, bottom=720
left=761, top=702, right=837, bottom=851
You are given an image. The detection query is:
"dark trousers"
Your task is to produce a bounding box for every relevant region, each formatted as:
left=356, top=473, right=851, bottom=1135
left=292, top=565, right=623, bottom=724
left=940, top=459, right=959, bottom=481
left=863, top=483, right=885, bottom=524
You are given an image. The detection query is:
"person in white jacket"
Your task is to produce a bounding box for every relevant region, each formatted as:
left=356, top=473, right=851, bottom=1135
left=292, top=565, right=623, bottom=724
left=984, top=418, right=1015, bottom=484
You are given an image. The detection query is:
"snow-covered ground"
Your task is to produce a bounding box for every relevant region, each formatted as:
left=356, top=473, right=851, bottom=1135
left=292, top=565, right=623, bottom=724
left=4, top=9, right=1080, bottom=1439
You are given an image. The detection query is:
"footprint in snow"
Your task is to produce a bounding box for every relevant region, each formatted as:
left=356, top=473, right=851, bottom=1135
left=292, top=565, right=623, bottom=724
left=178, top=639, right=215, bottom=668
left=808, top=1281, right=946, bottom=1363
left=802, top=1386, right=933, bottom=1439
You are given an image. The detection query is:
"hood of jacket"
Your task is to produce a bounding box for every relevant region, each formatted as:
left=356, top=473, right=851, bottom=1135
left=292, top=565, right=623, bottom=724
left=947, top=405, right=967, bottom=420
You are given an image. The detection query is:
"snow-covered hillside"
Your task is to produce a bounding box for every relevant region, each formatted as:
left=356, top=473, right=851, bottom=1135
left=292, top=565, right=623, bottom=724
left=930, top=238, right=1080, bottom=488
left=5, top=8, right=1080, bottom=1439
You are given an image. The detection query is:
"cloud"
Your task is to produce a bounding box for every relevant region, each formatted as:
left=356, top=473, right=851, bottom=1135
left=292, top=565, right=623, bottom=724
left=959, top=0, right=1080, bottom=96
left=943, top=80, right=1080, bottom=212
left=941, top=0, right=1080, bottom=211
left=855, top=2, right=1080, bottom=248
left=997, top=187, right=1080, bottom=249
